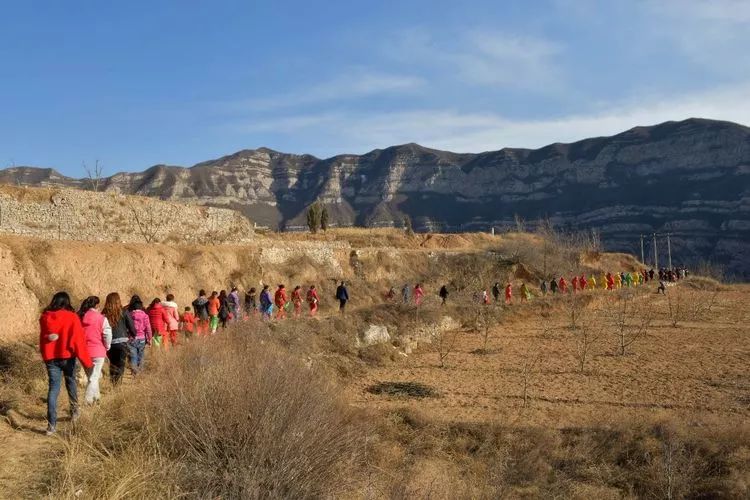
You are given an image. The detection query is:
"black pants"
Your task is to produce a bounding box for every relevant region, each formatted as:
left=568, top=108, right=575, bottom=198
left=108, top=343, right=128, bottom=385
left=339, top=299, right=347, bottom=311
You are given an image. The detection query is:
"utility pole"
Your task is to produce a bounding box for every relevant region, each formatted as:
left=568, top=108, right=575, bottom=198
left=653, top=233, right=659, bottom=269
left=640, top=234, right=645, bottom=264
left=667, top=233, right=672, bottom=270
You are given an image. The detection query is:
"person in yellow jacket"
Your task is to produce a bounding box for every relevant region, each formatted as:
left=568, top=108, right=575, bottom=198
left=600, top=273, right=607, bottom=290
left=614, top=272, right=622, bottom=288
left=589, top=275, right=597, bottom=290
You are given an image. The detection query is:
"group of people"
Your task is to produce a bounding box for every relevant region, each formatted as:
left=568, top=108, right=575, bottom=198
left=387, top=266, right=689, bottom=309
left=37, top=280, right=353, bottom=435
left=39, top=290, right=178, bottom=435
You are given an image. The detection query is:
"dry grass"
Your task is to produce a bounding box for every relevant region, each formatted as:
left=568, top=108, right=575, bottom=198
left=55, top=331, right=368, bottom=499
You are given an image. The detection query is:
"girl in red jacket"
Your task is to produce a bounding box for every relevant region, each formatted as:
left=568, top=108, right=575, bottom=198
left=306, top=285, right=319, bottom=317
left=291, top=286, right=303, bottom=317
left=39, top=291, right=93, bottom=435
left=147, top=298, right=170, bottom=348
left=274, top=285, right=287, bottom=320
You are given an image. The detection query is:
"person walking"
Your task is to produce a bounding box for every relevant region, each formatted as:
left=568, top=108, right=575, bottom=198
left=520, top=282, right=531, bottom=302
left=127, top=295, right=152, bottom=375
left=103, top=293, right=136, bottom=386
left=580, top=274, right=588, bottom=290
left=600, top=273, right=607, bottom=290
left=559, top=276, right=568, bottom=294
left=147, top=298, right=169, bottom=347
left=207, top=291, right=220, bottom=334
left=259, top=285, right=273, bottom=320
left=78, top=296, right=111, bottom=406
left=414, top=284, right=425, bottom=307
left=274, top=285, right=288, bottom=320
left=228, top=287, right=240, bottom=322
left=39, top=291, right=93, bottom=435
left=439, top=285, right=448, bottom=305
left=307, top=285, right=320, bottom=316
left=401, top=284, right=410, bottom=304
left=192, top=290, right=210, bottom=337
left=606, top=273, right=615, bottom=290
left=336, top=281, right=349, bottom=313
left=505, top=282, right=513, bottom=304
left=572, top=275, right=579, bottom=293
left=180, top=306, right=195, bottom=339
left=550, top=278, right=558, bottom=294
left=589, top=275, right=597, bottom=290
left=291, top=285, right=303, bottom=317
left=492, top=282, right=501, bottom=303
left=244, top=287, right=258, bottom=319
left=540, top=280, right=548, bottom=295
left=162, top=294, right=180, bottom=350
left=218, top=290, right=231, bottom=328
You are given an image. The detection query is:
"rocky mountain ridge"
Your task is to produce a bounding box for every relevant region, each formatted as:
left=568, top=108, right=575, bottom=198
left=2, top=118, right=749, bottom=277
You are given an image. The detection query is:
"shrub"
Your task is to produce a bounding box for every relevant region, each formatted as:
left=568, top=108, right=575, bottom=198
left=56, top=331, right=368, bottom=498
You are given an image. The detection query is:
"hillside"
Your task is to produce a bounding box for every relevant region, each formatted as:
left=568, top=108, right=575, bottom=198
left=2, top=118, right=749, bottom=277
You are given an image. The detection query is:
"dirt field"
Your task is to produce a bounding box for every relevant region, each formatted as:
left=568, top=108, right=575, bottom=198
left=347, top=286, right=750, bottom=428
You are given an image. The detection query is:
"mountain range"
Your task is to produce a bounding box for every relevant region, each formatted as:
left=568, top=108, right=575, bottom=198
left=2, top=118, right=749, bottom=278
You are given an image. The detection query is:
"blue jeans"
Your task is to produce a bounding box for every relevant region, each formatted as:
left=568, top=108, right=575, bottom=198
left=128, top=339, right=146, bottom=374
left=46, top=358, right=78, bottom=427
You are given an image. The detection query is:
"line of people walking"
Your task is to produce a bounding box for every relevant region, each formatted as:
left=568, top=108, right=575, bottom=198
left=37, top=280, right=349, bottom=436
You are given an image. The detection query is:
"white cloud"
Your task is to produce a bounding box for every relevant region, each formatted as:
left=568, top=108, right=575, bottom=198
left=641, top=0, right=750, bottom=73
left=387, top=29, right=564, bottom=91
left=224, top=69, right=424, bottom=112
left=233, top=82, right=750, bottom=154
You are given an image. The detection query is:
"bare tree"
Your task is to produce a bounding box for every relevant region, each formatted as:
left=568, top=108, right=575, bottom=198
left=127, top=199, right=165, bottom=243
left=572, top=312, right=603, bottom=373
left=609, top=291, right=653, bottom=356
left=429, top=324, right=459, bottom=368
left=666, top=287, right=683, bottom=328
left=83, top=160, right=104, bottom=192
left=520, top=349, right=541, bottom=408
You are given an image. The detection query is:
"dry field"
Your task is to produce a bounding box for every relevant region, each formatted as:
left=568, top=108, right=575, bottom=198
left=349, top=286, right=750, bottom=428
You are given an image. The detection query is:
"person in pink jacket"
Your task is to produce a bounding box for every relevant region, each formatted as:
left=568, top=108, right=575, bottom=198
left=413, top=284, right=425, bottom=306
left=162, top=294, right=180, bottom=350
left=127, top=295, right=152, bottom=375
left=77, top=296, right=112, bottom=405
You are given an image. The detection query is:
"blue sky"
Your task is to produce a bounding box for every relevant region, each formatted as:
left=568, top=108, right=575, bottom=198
left=2, top=0, right=750, bottom=176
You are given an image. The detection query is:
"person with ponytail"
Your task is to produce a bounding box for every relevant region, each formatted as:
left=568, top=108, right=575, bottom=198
left=77, top=296, right=111, bottom=405
left=102, top=292, right=136, bottom=385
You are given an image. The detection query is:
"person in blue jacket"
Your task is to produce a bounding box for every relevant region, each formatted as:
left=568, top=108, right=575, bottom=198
left=335, top=281, right=349, bottom=314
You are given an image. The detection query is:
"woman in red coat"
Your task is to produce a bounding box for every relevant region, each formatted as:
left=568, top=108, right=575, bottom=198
left=39, top=291, right=93, bottom=435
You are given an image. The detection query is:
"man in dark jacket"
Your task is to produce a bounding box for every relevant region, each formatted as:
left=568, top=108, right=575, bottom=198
left=192, top=290, right=210, bottom=336
left=335, top=281, right=349, bottom=313
left=439, top=285, right=449, bottom=305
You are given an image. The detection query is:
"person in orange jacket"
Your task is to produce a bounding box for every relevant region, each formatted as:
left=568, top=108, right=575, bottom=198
left=572, top=275, right=579, bottom=293
left=275, top=284, right=288, bottom=320
left=559, top=276, right=568, bottom=294
left=306, top=285, right=320, bottom=317
left=180, top=306, right=195, bottom=339
left=505, top=283, right=513, bottom=304
left=291, top=285, right=303, bottom=317
left=39, top=291, right=94, bottom=435
left=580, top=274, right=588, bottom=290
left=607, top=273, right=615, bottom=290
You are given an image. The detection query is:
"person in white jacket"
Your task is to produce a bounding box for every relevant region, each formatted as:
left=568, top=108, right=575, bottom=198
left=162, top=294, right=180, bottom=349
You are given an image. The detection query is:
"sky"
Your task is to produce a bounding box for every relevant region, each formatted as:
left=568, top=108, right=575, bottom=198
left=2, top=0, right=750, bottom=176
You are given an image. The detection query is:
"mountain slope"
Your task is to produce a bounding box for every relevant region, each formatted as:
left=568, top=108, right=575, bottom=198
left=2, top=118, right=749, bottom=277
